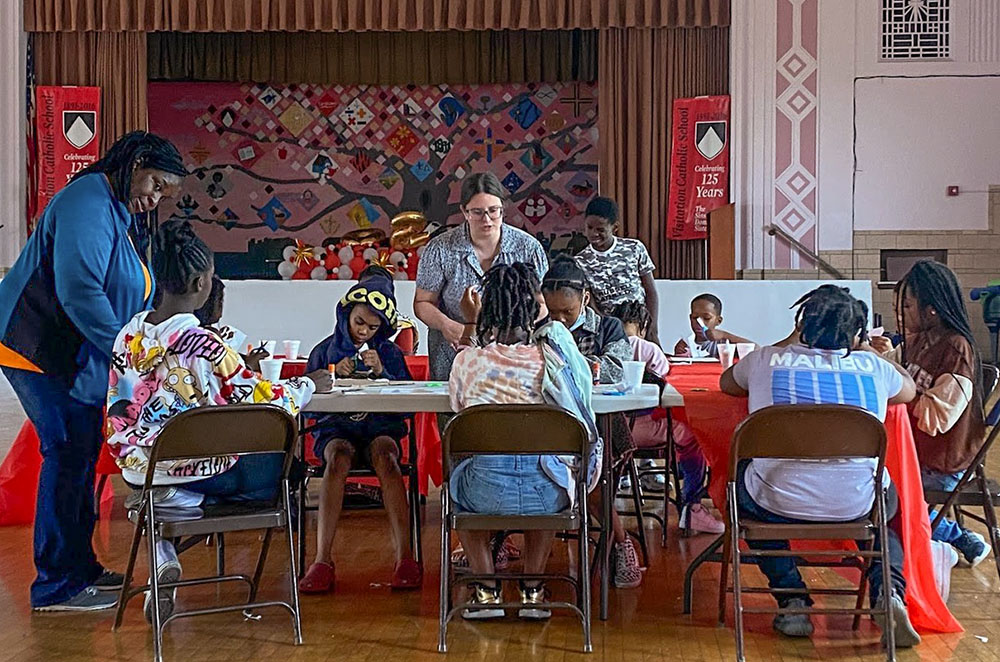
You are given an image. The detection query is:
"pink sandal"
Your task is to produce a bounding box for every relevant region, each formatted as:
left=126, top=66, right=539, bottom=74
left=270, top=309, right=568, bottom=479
left=298, top=561, right=335, bottom=594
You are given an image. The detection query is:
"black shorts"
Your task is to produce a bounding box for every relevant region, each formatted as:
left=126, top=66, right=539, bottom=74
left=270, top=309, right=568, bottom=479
left=311, top=414, right=407, bottom=469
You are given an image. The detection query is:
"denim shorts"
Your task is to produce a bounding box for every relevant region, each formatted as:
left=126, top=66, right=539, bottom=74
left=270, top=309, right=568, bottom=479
left=450, top=455, right=570, bottom=515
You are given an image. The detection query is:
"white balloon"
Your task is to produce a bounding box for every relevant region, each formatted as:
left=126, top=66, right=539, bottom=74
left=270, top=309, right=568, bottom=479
left=277, top=261, right=296, bottom=279
left=389, top=251, right=406, bottom=265
left=393, top=270, right=407, bottom=281
left=416, top=245, right=426, bottom=257
left=337, top=246, right=355, bottom=263
left=282, top=245, right=297, bottom=261
left=337, top=265, right=354, bottom=280
left=311, top=247, right=325, bottom=260
left=310, top=266, right=328, bottom=280
left=362, top=247, right=379, bottom=261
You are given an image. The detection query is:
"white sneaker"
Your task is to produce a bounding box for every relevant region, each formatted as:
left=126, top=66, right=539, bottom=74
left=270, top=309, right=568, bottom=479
left=144, top=539, right=181, bottom=624
left=930, top=540, right=960, bottom=602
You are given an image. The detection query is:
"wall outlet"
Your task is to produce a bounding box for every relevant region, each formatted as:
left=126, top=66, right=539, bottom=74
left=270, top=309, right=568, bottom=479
left=947, top=185, right=960, bottom=197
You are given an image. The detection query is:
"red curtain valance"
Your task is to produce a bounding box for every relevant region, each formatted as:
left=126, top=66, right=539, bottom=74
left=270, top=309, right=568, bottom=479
left=25, top=0, right=729, bottom=32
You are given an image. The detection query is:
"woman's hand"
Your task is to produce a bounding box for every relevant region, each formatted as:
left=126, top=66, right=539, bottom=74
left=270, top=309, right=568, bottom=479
left=335, top=357, right=355, bottom=378
left=869, top=335, right=893, bottom=354
left=361, top=349, right=383, bottom=376
left=460, top=286, right=482, bottom=323
left=305, top=369, right=334, bottom=393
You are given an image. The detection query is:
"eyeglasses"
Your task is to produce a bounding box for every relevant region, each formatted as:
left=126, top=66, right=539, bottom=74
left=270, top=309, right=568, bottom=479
left=465, top=206, right=504, bottom=220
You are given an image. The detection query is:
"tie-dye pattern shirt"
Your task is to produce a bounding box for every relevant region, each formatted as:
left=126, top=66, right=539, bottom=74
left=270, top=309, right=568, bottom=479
left=449, top=342, right=545, bottom=410
left=107, top=311, right=316, bottom=486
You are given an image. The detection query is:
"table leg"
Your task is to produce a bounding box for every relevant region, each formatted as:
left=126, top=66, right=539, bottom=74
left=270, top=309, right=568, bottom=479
left=683, top=533, right=724, bottom=614
left=600, top=415, right=613, bottom=621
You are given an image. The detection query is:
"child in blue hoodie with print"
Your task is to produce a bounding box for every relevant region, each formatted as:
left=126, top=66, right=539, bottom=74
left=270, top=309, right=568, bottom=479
left=299, top=268, right=419, bottom=594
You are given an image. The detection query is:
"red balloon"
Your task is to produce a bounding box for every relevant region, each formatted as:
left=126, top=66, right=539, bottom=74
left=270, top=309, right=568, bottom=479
left=324, top=253, right=340, bottom=269
left=349, top=256, right=366, bottom=277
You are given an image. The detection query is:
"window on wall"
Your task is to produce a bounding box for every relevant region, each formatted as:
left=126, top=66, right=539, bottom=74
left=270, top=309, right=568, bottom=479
left=881, top=0, right=951, bottom=60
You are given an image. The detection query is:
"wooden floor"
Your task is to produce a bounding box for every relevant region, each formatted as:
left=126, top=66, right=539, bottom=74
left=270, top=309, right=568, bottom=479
left=2, top=484, right=1000, bottom=662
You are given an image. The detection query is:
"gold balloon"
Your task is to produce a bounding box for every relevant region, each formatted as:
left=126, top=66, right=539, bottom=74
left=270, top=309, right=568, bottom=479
left=390, top=211, right=430, bottom=251
left=342, top=228, right=386, bottom=245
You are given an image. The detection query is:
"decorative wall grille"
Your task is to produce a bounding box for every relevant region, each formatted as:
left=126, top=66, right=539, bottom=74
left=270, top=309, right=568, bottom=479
left=881, top=0, right=950, bottom=60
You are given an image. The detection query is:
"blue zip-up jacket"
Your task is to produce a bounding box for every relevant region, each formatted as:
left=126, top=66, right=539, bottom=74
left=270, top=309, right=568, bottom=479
left=0, top=174, right=152, bottom=404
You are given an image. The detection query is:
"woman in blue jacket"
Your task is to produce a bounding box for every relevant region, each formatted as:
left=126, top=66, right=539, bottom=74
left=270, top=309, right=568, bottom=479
left=0, top=131, right=187, bottom=611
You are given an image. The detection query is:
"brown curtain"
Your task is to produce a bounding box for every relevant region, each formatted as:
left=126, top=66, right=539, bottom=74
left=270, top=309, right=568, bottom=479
left=598, top=26, right=728, bottom=279
left=26, top=0, right=729, bottom=32
left=149, top=30, right=597, bottom=84
left=33, top=31, right=147, bottom=152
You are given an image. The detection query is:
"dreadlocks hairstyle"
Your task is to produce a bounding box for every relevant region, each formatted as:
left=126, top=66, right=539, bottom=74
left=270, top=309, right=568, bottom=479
left=611, top=300, right=649, bottom=332
left=897, top=259, right=983, bottom=405
left=692, top=293, right=723, bottom=316
left=794, top=286, right=864, bottom=353
left=194, top=275, right=225, bottom=326
left=74, top=131, right=188, bottom=205
left=789, top=284, right=869, bottom=343
left=476, top=263, right=541, bottom=343
left=541, top=255, right=589, bottom=298
left=153, top=220, right=213, bottom=296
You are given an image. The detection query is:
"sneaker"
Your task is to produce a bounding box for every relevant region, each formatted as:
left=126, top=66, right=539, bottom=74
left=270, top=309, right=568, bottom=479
left=953, top=531, right=991, bottom=567
left=518, top=582, right=551, bottom=620
left=679, top=503, right=725, bottom=535
left=618, top=473, right=632, bottom=492
left=33, top=586, right=118, bottom=612
left=930, top=540, right=960, bottom=602
left=773, top=598, right=814, bottom=637
left=613, top=538, right=643, bottom=588
left=873, top=590, right=921, bottom=648
left=461, top=583, right=505, bottom=620
left=92, top=569, right=125, bottom=591
left=143, top=539, right=182, bottom=624
left=639, top=471, right=666, bottom=494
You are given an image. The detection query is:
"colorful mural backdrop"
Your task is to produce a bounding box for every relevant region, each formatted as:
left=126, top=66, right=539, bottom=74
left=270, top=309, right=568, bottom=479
left=148, top=81, right=599, bottom=271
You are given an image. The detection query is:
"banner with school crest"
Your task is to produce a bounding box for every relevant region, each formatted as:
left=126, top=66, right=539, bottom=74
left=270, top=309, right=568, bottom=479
left=666, top=95, right=730, bottom=241
left=34, top=86, right=100, bottom=218
left=147, top=82, right=599, bottom=272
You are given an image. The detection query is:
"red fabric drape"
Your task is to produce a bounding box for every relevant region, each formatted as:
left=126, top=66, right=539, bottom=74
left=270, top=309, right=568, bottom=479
left=25, top=0, right=730, bottom=32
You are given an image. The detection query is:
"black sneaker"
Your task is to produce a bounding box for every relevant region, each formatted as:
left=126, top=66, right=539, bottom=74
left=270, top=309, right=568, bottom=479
left=33, top=586, right=118, bottom=612
left=92, top=569, right=125, bottom=591
left=954, top=531, right=991, bottom=567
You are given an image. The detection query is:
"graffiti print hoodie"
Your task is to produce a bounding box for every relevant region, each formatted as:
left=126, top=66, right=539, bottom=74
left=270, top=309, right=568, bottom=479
left=106, top=311, right=316, bottom=486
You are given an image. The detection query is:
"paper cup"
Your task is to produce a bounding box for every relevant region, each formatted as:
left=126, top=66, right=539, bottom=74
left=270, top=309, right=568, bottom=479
left=282, top=340, right=301, bottom=360
left=718, top=343, right=736, bottom=369
left=622, top=361, right=645, bottom=393
left=259, top=358, right=283, bottom=382
left=262, top=340, right=277, bottom=356
left=736, top=342, right=756, bottom=359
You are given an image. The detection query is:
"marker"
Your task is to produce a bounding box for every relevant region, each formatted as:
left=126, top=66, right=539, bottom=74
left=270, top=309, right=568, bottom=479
left=328, top=363, right=337, bottom=387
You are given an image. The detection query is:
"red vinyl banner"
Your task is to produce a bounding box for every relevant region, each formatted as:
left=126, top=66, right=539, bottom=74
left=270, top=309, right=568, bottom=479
left=34, top=86, right=100, bottom=218
left=666, top=95, right=730, bottom=241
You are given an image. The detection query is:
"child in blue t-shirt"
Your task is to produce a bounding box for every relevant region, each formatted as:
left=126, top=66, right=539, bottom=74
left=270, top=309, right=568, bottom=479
left=298, top=269, right=419, bottom=594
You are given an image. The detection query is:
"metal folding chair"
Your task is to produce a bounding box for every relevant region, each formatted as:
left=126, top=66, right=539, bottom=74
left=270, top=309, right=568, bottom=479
left=112, top=405, right=302, bottom=662
left=720, top=405, right=898, bottom=662
left=439, top=405, right=593, bottom=653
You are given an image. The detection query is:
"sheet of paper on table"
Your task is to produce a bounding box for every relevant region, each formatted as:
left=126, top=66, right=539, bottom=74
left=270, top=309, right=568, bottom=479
left=668, top=357, right=720, bottom=364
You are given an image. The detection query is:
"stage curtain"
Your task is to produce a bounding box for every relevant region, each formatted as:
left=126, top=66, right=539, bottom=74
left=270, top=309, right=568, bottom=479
left=598, top=26, right=727, bottom=279
left=25, top=0, right=729, bottom=32
left=33, top=31, right=148, bottom=152
left=148, top=30, right=596, bottom=84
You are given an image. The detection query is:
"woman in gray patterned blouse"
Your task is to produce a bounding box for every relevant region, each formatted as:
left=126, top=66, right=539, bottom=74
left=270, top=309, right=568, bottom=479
left=414, top=173, right=549, bottom=380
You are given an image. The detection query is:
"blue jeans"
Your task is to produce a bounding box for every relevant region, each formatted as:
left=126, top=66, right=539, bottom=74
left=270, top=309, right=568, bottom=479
left=451, top=455, right=569, bottom=515
left=736, top=460, right=906, bottom=607
left=921, top=469, right=967, bottom=544
left=2, top=367, right=104, bottom=607
left=124, top=454, right=285, bottom=505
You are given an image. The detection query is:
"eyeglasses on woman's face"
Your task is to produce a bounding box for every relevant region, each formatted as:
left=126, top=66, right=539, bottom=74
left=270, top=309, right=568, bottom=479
left=465, top=206, right=504, bottom=220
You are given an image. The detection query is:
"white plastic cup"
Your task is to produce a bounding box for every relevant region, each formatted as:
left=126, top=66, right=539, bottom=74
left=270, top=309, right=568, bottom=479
left=736, top=342, right=756, bottom=360
left=259, top=358, right=283, bottom=382
left=262, top=340, right=277, bottom=356
left=282, top=340, right=301, bottom=360
left=622, top=361, right=645, bottom=393
left=718, top=342, right=736, bottom=370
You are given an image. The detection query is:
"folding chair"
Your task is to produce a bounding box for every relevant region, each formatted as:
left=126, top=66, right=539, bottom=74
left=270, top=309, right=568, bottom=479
left=720, top=405, right=898, bottom=662
left=112, top=405, right=302, bottom=662
left=439, top=405, right=593, bottom=653
left=925, top=363, right=1000, bottom=582
left=296, top=413, right=422, bottom=574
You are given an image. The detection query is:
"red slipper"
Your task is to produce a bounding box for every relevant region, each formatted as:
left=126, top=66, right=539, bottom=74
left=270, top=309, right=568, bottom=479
left=298, top=562, right=335, bottom=594
left=391, top=559, right=423, bottom=590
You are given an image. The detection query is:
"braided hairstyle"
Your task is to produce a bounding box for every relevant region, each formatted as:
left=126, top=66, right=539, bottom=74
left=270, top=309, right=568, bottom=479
left=541, top=255, right=589, bottom=298
left=194, top=275, right=225, bottom=326
left=897, top=259, right=983, bottom=405
left=74, top=131, right=187, bottom=205
left=611, top=300, right=649, bottom=333
left=476, top=263, right=541, bottom=343
left=153, top=219, right=213, bottom=295
left=794, top=286, right=864, bottom=353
